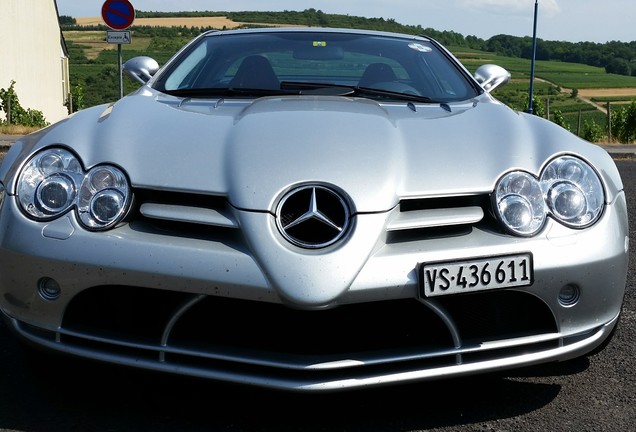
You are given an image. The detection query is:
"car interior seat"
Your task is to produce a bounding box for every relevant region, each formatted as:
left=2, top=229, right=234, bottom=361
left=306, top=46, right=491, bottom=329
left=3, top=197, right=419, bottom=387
left=358, top=63, right=398, bottom=87
left=229, top=55, right=280, bottom=90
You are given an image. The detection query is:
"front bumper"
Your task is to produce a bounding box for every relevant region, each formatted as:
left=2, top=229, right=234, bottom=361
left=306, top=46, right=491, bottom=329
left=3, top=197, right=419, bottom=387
left=0, top=191, right=628, bottom=392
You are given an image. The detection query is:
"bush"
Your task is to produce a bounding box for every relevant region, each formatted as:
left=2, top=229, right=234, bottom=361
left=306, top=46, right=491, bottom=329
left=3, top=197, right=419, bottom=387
left=610, top=101, right=636, bottom=143
left=0, top=80, right=49, bottom=128
left=527, top=95, right=545, bottom=117
left=583, top=118, right=605, bottom=142
left=551, top=109, right=569, bottom=131
left=66, top=83, right=85, bottom=114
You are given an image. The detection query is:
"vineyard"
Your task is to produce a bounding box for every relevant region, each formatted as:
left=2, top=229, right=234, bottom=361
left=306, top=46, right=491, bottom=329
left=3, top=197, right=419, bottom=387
left=63, top=14, right=636, bottom=142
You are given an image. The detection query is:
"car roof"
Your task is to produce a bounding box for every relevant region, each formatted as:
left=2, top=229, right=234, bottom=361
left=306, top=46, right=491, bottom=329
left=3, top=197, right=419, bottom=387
left=200, top=26, right=432, bottom=42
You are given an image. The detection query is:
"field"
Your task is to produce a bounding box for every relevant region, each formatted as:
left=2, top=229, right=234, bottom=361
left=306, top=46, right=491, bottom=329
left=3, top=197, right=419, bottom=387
left=579, top=88, right=636, bottom=106
left=448, top=46, right=636, bottom=136
left=76, top=16, right=240, bottom=27
left=64, top=30, right=152, bottom=59
left=75, top=16, right=302, bottom=30
left=66, top=18, right=636, bottom=139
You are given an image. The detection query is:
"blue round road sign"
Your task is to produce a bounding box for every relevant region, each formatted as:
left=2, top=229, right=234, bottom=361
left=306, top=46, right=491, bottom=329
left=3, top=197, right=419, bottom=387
left=102, top=0, right=135, bottom=30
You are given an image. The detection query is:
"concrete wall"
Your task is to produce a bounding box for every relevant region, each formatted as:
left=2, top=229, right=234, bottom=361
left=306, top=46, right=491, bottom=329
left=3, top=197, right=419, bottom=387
left=0, top=0, right=70, bottom=124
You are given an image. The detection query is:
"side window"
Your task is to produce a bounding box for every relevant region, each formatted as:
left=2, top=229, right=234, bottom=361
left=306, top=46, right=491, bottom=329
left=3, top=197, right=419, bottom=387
left=164, top=42, right=208, bottom=90
left=419, top=54, right=474, bottom=99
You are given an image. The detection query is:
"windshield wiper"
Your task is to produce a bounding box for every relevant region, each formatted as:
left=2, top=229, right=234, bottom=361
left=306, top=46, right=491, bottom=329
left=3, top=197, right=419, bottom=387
left=280, top=81, right=438, bottom=103
left=353, top=86, right=438, bottom=103
left=163, top=87, right=294, bottom=98
left=164, top=84, right=438, bottom=103
left=280, top=81, right=356, bottom=96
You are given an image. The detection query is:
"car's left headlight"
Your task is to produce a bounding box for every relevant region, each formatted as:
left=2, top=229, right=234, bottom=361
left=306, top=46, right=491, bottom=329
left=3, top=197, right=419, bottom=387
left=540, top=156, right=604, bottom=228
left=494, top=155, right=605, bottom=236
left=17, top=147, right=131, bottom=230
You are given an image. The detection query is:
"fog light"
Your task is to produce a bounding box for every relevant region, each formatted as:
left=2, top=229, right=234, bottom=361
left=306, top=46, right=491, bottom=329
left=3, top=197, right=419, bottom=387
left=38, top=277, right=61, bottom=301
left=558, top=284, right=580, bottom=307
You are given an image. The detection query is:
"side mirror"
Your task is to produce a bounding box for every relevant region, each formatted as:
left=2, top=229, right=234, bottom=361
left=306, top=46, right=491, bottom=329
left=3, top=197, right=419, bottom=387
left=123, top=56, right=160, bottom=85
left=474, top=64, right=511, bottom=93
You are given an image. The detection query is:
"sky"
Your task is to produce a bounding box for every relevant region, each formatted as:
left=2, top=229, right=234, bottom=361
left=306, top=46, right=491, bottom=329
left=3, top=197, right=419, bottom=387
left=56, top=0, right=636, bottom=44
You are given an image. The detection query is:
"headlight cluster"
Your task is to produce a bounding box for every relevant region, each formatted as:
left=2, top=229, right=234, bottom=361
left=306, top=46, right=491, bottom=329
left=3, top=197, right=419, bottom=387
left=17, top=148, right=131, bottom=230
left=494, top=156, right=604, bottom=236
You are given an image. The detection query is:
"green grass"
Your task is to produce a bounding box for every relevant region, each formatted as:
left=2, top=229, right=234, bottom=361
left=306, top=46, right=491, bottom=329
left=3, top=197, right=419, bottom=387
left=592, top=96, right=636, bottom=103
left=456, top=52, right=636, bottom=90
left=450, top=48, right=635, bottom=138
left=64, top=31, right=635, bottom=141
left=534, top=61, right=636, bottom=89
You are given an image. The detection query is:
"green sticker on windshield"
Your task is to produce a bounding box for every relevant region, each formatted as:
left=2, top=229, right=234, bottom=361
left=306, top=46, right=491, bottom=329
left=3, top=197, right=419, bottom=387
left=313, top=41, right=327, bottom=47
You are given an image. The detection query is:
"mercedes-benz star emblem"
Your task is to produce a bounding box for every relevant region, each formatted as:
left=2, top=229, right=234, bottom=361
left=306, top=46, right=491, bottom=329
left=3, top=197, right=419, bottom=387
left=276, top=185, right=350, bottom=249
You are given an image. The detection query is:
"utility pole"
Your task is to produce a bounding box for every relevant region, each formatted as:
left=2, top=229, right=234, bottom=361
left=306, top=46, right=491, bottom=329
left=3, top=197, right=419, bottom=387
left=528, top=0, right=539, bottom=114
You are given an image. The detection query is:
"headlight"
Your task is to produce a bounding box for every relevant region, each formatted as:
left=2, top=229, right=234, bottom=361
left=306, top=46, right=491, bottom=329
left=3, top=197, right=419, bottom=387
left=17, top=148, right=131, bottom=230
left=78, top=166, right=130, bottom=229
left=494, top=155, right=605, bottom=236
left=540, top=156, right=604, bottom=228
left=495, top=171, right=546, bottom=236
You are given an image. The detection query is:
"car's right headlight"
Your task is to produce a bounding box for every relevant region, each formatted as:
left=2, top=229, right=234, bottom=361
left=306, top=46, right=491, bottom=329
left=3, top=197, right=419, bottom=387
left=17, top=147, right=131, bottom=230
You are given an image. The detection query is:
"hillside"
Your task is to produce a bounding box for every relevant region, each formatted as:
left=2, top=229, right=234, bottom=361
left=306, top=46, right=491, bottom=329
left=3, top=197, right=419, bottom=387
left=62, top=11, right=636, bottom=142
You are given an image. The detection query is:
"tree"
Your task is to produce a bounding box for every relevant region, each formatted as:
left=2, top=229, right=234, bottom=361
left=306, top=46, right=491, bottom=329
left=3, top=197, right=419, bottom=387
left=58, top=15, right=76, bottom=25
left=605, top=58, right=631, bottom=76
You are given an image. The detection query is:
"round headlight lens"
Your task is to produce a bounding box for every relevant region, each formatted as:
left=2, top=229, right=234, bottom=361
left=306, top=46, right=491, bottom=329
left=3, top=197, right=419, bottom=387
left=18, top=148, right=83, bottom=219
left=90, top=189, right=127, bottom=224
left=78, top=165, right=130, bottom=229
left=546, top=181, right=586, bottom=221
left=495, top=172, right=546, bottom=236
left=36, top=174, right=76, bottom=213
left=541, top=156, right=604, bottom=227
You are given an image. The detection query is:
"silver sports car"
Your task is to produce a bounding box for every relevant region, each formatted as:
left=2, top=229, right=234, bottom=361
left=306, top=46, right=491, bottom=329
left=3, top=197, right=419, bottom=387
left=0, top=27, right=628, bottom=392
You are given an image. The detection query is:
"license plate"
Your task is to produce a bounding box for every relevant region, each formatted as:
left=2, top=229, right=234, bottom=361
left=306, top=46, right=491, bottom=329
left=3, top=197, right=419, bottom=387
left=420, top=253, right=533, bottom=297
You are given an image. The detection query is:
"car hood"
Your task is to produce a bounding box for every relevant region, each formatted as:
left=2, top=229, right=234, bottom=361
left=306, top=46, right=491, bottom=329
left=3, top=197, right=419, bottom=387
left=6, top=87, right=620, bottom=213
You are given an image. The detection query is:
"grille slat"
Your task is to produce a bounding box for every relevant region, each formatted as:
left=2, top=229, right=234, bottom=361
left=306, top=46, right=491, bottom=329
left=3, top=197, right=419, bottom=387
left=132, top=188, right=496, bottom=240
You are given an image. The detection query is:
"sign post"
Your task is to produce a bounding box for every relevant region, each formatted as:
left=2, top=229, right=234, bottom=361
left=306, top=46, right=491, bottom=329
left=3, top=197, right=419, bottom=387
left=101, top=0, right=135, bottom=98
left=528, top=0, right=538, bottom=114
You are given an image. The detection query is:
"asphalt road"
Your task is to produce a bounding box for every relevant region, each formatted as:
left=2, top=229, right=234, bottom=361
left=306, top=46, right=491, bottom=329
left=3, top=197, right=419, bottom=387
left=0, top=148, right=634, bottom=432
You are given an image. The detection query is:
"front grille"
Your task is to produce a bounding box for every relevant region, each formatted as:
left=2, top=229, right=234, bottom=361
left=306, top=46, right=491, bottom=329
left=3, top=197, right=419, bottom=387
left=62, top=287, right=555, bottom=355
left=23, top=287, right=559, bottom=386
left=399, top=194, right=491, bottom=212
left=387, top=193, right=501, bottom=242
left=130, top=188, right=499, bottom=245
left=62, top=287, right=455, bottom=356
left=129, top=188, right=244, bottom=246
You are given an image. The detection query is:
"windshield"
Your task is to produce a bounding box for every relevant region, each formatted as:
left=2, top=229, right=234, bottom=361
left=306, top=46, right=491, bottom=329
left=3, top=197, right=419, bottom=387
left=153, top=30, right=480, bottom=103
